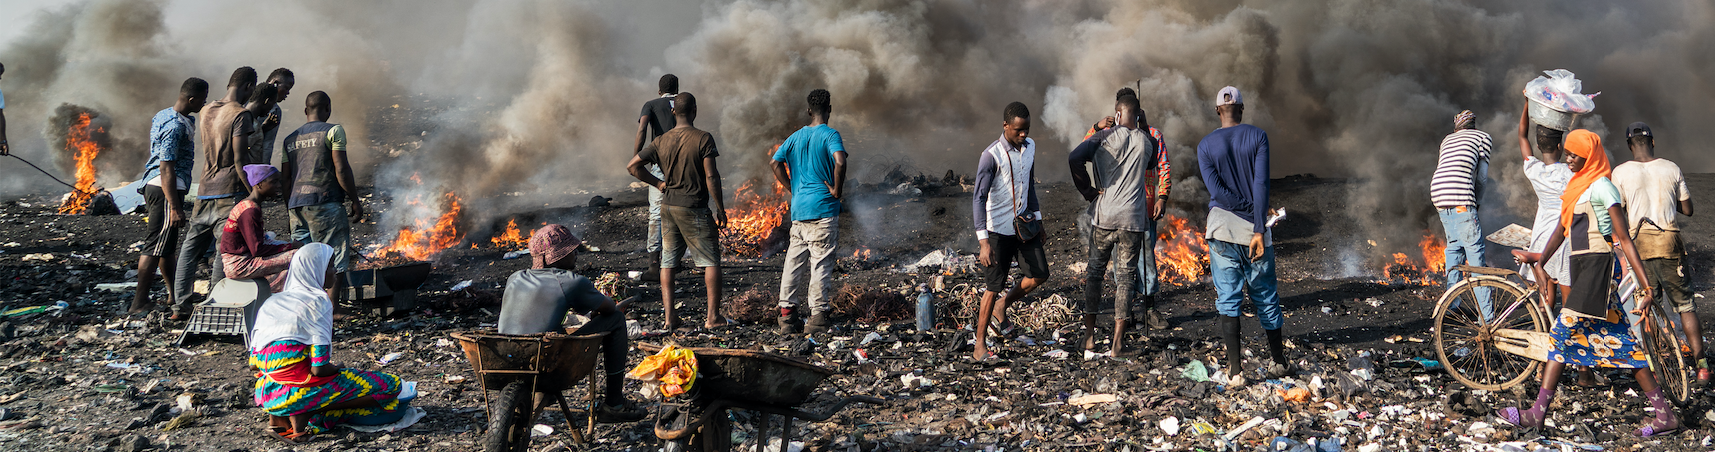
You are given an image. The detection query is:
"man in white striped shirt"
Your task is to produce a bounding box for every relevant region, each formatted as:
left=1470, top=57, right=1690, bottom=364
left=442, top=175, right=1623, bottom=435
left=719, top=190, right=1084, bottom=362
left=1431, top=110, right=1492, bottom=314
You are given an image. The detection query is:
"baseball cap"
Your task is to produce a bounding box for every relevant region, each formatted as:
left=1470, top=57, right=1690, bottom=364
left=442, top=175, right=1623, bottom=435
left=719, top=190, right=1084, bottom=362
left=529, top=224, right=582, bottom=269
left=1626, top=122, right=1652, bottom=138
left=1216, top=86, right=1243, bottom=107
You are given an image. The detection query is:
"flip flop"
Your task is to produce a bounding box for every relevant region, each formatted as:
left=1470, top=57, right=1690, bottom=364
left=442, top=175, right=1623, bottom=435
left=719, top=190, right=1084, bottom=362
left=267, top=428, right=316, bottom=445
left=988, top=319, right=1016, bottom=337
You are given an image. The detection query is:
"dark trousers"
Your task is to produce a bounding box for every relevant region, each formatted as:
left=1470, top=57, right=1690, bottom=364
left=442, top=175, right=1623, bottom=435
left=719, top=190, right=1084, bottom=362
left=1086, top=227, right=1143, bottom=322
left=172, top=197, right=236, bottom=314
left=571, top=310, right=629, bottom=400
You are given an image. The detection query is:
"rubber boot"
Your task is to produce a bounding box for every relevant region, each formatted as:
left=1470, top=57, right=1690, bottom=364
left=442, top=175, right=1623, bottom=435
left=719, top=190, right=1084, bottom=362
left=1265, top=328, right=1293, bottom=378
left=1221, top=315, right=1243, bottom=374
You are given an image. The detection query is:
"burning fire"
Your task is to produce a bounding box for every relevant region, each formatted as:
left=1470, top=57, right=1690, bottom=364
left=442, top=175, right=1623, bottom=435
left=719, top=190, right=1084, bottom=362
left=1381, top=233, right=1448, bottom=285
left=721, top=180, right=789, bottom=257
left=373, top=192, right=466, bottom=261
left=849, top=247, right=874, bottom=261
left=1155, top=214, right=1210, bottom=286
left=57, top=112, right=103, bottom=214
left=490, top=219, right=531, bottom=249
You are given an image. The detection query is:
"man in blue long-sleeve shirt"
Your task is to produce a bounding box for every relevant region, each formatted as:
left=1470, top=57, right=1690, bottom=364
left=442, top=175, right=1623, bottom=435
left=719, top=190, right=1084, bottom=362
left=1198, top=86, right=1288, bottom=379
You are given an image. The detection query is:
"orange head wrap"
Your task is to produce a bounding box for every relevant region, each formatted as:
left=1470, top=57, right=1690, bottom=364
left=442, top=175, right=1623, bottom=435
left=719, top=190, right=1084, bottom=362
left=1558, top=129, right=1610, bottom=231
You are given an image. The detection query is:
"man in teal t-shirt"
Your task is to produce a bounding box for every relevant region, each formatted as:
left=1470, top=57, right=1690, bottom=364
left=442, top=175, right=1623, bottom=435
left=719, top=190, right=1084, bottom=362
left=770, top=89, right=848, bottom=334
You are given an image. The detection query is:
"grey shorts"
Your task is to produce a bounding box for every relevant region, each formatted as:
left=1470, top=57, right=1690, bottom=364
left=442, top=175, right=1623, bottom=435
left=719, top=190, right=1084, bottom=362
left=662, top=205, right=721, bottom=268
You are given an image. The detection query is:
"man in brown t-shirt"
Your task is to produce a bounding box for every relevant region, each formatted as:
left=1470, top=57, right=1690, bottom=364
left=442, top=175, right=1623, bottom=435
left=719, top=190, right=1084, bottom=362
left=171, top=67, right=264, bottom=320
left=627, top=92, right=730, bottom=331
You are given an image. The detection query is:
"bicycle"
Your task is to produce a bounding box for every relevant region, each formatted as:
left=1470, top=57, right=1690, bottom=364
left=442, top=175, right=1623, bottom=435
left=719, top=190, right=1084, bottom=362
left=1431, top=264, right=1692, bottom=405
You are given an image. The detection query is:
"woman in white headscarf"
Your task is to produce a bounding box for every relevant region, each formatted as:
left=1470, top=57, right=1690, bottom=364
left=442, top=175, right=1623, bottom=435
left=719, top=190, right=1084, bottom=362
left=249, top=243, right=403, bottom=443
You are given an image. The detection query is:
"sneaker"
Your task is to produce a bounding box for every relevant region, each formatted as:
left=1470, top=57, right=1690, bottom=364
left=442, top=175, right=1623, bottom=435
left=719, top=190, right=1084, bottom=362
left=1265, top=362, right=1296, bottom=379
left=806, top=312, right=831, bottom=334
left=1143, top=309, right=1169, bottom=330
left=594, top=400, right=648, bottom=423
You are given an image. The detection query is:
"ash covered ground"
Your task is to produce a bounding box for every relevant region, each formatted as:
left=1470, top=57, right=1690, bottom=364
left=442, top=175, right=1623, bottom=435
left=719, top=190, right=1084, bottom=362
left=2, top=174, right=1715, bottom=452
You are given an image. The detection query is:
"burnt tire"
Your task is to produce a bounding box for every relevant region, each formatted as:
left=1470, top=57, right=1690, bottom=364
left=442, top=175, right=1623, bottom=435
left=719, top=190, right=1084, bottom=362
left=483, top=380, right=534, bottom=452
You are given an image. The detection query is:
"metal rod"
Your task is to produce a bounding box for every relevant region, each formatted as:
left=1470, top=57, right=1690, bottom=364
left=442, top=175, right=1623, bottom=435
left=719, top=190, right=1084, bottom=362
left=6, top=154, right=81, bottom=191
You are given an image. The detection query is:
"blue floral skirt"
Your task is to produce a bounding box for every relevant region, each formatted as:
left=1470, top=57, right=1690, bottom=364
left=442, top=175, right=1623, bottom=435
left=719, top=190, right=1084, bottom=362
left=1546, top=303, right=1648, bottom=369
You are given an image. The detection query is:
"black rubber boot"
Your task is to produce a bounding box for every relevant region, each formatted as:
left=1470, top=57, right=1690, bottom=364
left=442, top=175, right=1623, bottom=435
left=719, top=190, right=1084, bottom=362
left=1265, top=328, right=1294, bottom=378
left=1221, top=315, right=1243, bottom=373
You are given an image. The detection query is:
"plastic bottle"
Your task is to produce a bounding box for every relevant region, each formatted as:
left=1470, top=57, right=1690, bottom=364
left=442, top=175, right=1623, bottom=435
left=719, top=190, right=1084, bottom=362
left=915, top=284, right=935, bottom=332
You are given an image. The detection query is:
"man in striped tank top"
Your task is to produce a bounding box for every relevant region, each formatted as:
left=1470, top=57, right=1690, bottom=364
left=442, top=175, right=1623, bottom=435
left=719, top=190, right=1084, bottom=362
left=1431, top=110, right=1492, bottom=316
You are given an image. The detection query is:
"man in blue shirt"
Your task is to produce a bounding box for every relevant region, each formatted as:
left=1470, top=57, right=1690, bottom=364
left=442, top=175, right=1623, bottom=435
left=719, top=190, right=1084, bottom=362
left=1198, top=86, right=1289, bottom=379
left=128, top=77, right=208, bottom=315
left=770, top=89, right=847, bottom=334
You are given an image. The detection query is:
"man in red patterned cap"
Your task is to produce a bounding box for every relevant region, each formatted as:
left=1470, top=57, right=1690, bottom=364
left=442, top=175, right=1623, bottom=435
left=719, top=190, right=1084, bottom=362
left=497, top=224, right=646, bottom=422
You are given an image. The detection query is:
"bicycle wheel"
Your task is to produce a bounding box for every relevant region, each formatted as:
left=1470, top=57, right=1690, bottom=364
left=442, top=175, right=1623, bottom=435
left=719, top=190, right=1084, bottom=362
left=1641, top=300, right=1692, bottom=406
left=1434, top=276, right=1544, bottom=391
left=484, top=380, right=535, bottom=452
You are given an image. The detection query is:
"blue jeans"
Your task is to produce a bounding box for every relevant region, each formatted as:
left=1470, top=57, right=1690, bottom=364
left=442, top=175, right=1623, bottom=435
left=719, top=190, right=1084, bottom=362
left=1138, top=219, right=1158, bottom=297
left=647, top=164, right=665, bottom=257
left=1439, top=207, right=1492, bottom=319
left=1209, top=240, right=1282, bottom=330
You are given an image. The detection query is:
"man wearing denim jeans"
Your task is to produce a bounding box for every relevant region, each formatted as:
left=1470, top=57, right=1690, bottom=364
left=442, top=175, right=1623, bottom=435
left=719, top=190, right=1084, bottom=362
left=633, top=75, right=680, bottom=278
left=172, top=67, right=261, bottom=320
left=1198, top=86, right=1289, bottom=380
left=1432, top=110, right=1492, bottom=319
left=282, top=91, right=363, bottom=301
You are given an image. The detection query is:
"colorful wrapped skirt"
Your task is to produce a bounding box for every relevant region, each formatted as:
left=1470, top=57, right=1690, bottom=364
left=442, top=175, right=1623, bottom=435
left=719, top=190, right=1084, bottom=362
left=250, top=340, right=403, bottom=433
left=1547, top=304, right=1649, bottom=369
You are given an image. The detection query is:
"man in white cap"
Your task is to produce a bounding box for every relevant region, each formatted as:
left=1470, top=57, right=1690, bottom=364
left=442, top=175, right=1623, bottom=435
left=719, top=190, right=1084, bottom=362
left=1198, top=86, right=1289, bottom=379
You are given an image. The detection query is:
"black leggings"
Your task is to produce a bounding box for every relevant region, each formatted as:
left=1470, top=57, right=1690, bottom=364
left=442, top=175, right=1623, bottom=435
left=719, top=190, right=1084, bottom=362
left=571, top=311, right=628, bottom=401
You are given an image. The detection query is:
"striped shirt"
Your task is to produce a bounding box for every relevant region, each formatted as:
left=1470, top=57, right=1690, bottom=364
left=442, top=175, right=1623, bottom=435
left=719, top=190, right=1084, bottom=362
left=1430, top=129, right=1491, bottom=208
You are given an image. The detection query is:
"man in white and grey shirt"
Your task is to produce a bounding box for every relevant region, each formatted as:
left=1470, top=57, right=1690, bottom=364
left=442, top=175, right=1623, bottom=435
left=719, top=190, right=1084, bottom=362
left=970, top=101, right=1049, bottom=361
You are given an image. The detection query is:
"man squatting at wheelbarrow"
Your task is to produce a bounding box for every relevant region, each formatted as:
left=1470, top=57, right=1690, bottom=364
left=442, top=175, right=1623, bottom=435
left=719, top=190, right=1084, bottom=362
left=496, top=225, right=649, bottom=423
left=1508, top=130, right=1680, bottom=437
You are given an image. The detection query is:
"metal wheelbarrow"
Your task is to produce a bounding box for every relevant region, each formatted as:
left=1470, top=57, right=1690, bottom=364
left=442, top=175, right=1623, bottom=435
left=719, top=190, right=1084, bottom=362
left=452, top=330, right=608, bottom=452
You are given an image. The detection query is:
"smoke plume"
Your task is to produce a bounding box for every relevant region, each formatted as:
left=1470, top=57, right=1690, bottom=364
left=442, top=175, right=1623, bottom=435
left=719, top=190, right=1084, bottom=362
left=3, top=0, right=1712, bottom=261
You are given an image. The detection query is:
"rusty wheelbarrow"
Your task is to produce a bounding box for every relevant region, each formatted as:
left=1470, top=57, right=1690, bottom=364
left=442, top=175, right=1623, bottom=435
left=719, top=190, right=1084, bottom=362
left=452, top=330, right=608, bottom=452
left=639, top=343, right=883, bottom=452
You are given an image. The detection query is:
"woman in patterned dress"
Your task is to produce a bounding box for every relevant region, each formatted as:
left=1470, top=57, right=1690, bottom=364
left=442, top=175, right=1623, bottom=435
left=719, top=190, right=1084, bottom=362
left=249, top=243, right=402, bottom=442
left=1507, top=129, right=1678, bottom=437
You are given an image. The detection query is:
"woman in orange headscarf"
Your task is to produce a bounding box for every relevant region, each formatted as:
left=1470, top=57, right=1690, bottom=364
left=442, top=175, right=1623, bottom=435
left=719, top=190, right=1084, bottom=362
left=1509, top=129, right=1676, bottom=436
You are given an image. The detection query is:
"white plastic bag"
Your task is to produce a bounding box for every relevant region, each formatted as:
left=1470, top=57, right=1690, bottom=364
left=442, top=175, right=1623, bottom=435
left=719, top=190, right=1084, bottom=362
left=1523, top=69, right=1597, bottom=114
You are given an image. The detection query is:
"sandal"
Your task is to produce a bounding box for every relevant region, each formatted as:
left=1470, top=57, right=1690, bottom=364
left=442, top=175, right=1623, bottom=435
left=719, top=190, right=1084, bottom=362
left=1636, top=422, right=1679, bottom=437
left=267, top=428, right=317, bottom=445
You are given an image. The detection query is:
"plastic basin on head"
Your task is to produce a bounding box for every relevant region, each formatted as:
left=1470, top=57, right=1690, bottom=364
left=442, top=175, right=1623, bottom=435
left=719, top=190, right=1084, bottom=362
left=1527, top=99, right=1580, bottom=131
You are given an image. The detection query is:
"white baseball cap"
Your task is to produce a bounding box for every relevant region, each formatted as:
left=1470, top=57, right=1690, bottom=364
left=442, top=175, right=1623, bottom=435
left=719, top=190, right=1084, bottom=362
left=1216, top=86, right=1243, bottom=107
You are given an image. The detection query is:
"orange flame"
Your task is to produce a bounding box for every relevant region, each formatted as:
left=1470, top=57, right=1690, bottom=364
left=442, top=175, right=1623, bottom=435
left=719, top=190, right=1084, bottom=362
left=373, top=192, right=465, bottom=261
left=1156, top=214, right=1210, bottom=286
left=490, top=219, right=531, bottom=249
left=58, top=113, right=103, bottom=214
left=849, top=247, right=873, bottom=261
left=720, top=180, right=789, bottom=257
left=1381, top=232, right=1447, bottom=285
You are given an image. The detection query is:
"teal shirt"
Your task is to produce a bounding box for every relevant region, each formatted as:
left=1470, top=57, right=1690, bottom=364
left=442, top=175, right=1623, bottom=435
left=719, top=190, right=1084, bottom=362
left=1583, top=177, right=1623, bottom=236
left=772, top=125, right=846, bottom=221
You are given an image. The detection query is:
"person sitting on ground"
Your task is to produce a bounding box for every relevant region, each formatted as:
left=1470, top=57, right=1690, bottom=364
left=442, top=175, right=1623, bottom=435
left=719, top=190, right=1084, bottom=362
left=1068, top=92, right=1158, bottom=356
left=971, top=101, right=1050, bottom=361
left=1508, top=129, right=1678, bottom=437
left=497, top=225, right=648, bottom=422
left=1611, top=122, right=1703, bottom=384
left=251, top=243, right=408, bottom=443
left=625, top=92, right=732, bottom=331
left=220, top=164, right=301, bottom=292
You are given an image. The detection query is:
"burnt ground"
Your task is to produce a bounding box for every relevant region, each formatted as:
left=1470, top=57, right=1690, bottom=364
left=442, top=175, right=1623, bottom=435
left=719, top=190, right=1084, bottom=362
left=2, top=174, right=1715, bottom=452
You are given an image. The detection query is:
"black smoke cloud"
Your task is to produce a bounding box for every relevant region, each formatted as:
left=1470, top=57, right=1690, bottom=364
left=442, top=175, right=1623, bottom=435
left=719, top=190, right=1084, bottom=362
left=3, top=0, right=1711, bottom=260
